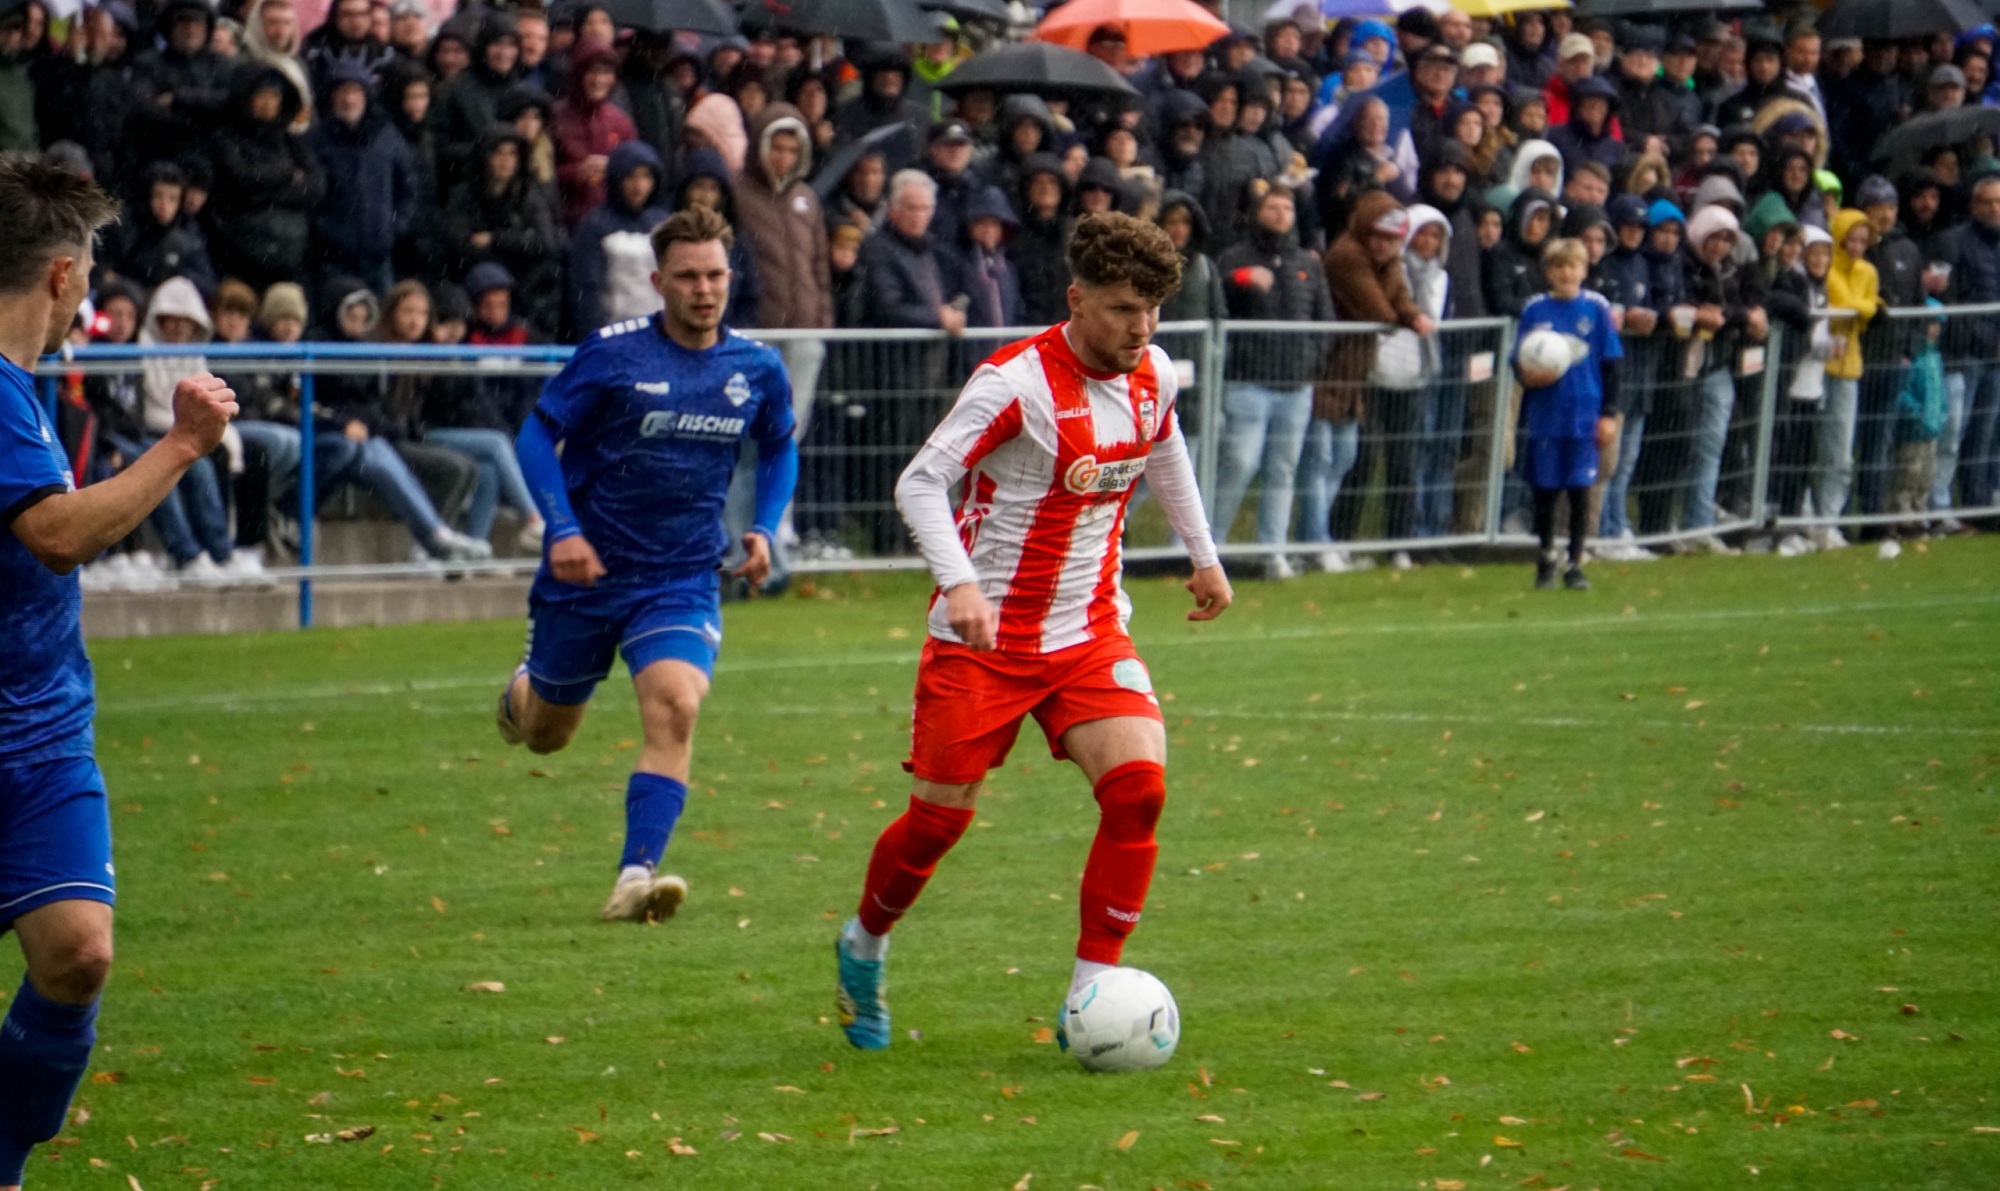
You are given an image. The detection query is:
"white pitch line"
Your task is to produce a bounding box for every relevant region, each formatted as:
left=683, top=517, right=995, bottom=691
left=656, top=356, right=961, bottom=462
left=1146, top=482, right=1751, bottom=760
left=93, top=590, right=1997, bottom=715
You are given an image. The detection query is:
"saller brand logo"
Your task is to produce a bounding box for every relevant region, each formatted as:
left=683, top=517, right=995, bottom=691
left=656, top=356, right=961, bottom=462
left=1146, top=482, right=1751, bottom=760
left=1063, top=454, right=1147, bottom=495
left=639, top=410, right=747, bottom=438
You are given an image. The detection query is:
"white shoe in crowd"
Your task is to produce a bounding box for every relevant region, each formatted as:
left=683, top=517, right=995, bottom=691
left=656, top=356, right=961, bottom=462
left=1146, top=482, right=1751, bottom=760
left=1389, top=550, right=1414, bottom=571
left=1262, top=552, right=1297, bottom=581
left=1811, top=526, right=1850, bottom=551
left=1683, top=533, right=1738, bottom=556
left=1598, top=531, right=1658, bottom=562
left=225, top=549, right=275, bottom=586
left=1775, top=533, right=1813, bottom=558
left=431, top=527, right=495, bottom=562
left=177, top=554, right=229, bottom=585
left=1314, top=549, right=1352, bottom=574
left=517, top=518, right=546, bottom=554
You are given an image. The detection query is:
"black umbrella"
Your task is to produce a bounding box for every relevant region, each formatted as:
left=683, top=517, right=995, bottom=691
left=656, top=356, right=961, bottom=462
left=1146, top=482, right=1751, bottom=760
left=1871, top=105, right=2000, bottom=170
left=812, top=121, right=919, bottom=203
left=1571, top=0, right=1758, bottom=14
left=937, top=41, right=1138, bottom=99
left=599, top=0, right=738, bottom=35
left=743, top=0, right=938, bottom=41
left=918, top=0, right=1010, bottom=23
left=1819, top=0, right=1987, bottom=41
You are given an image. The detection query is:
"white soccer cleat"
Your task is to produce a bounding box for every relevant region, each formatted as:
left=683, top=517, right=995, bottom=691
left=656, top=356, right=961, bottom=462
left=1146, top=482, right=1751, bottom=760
left=601, top=871, right=688, bottom=923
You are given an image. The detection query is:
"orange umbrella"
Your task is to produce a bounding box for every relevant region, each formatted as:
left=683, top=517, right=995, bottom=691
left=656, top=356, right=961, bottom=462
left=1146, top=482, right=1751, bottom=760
left=1033, top=0, right=1231, bottom=58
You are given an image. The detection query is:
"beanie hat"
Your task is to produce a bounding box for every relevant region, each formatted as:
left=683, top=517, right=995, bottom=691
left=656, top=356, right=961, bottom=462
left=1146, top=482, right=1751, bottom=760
left=259, top=282, right=308, bottom=327
left=1855, top=174, right=1898, bottom=210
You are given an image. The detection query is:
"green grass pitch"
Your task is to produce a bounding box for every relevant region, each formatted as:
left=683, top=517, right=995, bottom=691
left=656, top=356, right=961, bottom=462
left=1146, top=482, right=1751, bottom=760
left=13, top=540, right=2000, bottom=1190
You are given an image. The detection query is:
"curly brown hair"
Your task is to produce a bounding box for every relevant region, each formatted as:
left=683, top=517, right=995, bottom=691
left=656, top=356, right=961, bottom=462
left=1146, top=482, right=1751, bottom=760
left=1068, top=212, right=1182, bottom=307
left=651, top=204, right=735, bottom=263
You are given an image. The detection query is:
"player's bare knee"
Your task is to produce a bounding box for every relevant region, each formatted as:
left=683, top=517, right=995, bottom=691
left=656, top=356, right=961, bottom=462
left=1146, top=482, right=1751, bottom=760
left=38, top=934, right=113, bottom=1002
left=523, top=722, right=576, bottom=754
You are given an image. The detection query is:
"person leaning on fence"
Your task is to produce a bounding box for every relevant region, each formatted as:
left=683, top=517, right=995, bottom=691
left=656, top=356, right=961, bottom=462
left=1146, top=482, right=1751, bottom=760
left=1515, top=237, right=1621, bottom=592
left=1312, top=189, right=1427, bottom=575
left=1852, top=175, right=1924, bottom=540
left=1929, top=172, right=2000, bottom=521
left=1765, top=224, right=1833, bottom=557
left=1673, top=204, right=1767, bottom=552
left=1209, top=176, right=1333, bottom=581
left=1811, top=209, right=1879, bottom=552
left=1891, top=302, right=1951, bottom=536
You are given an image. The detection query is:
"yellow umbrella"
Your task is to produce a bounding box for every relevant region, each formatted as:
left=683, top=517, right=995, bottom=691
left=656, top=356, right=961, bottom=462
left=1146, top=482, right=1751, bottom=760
left=1449, top=0, right=1570, bottom=17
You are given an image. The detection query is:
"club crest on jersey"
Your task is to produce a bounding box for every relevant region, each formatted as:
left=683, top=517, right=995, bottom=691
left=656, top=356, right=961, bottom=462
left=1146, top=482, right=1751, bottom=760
left=1137, top=398, right=1157, bottom=441
left=1064, top=454, right=1146, bottom=496
left=724, top=372, right=752, bottom=407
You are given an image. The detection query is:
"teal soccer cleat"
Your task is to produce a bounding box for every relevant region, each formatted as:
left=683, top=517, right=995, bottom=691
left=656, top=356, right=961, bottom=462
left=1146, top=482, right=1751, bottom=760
left=835, top=920, right=891, bottom=1050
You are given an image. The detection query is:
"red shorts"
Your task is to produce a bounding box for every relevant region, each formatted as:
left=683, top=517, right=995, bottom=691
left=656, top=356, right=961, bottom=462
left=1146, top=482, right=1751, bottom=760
left=904, top=634, right=1164, bottom=785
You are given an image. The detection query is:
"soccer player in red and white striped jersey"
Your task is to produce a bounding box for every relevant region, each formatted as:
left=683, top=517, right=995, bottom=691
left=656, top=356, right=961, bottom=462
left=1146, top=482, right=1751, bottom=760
left=835, top=213, right=1232, bottom=1051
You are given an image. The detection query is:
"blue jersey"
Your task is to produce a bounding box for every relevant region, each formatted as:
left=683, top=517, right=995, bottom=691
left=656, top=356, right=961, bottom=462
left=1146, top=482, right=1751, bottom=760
left=0, top=357, right=93, bottom=766
left=529, top=317, right=794, bottom=603
left=1516, top=290, right=1623, bottom=440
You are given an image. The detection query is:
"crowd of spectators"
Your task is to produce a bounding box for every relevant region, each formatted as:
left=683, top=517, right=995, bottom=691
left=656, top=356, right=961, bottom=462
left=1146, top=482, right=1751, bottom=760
left=16, top=0, right=1998, bottom=586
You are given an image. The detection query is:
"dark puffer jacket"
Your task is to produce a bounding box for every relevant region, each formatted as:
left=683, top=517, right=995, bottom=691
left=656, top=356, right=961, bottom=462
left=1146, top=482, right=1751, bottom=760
left=1009, top=152, right=1072, bottom=326
left=306, top=61, right=417, bottom=276
left=433, top=12, right=524, bottom=191
left=444, top=126, right=564, bottom=338
left=208, top=65, right=325, bottom=287
left=1216, top=180, right=1336, bottom=384
left=1482, top=187, right=1557, bottom=318
left=123, top=0, right=232, bottom=174
left=1157, top=189, right=1226, bottom=325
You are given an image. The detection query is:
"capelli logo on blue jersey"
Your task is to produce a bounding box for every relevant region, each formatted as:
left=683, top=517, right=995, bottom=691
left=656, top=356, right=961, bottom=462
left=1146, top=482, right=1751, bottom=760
left=639, top=410, right=747, bottom=440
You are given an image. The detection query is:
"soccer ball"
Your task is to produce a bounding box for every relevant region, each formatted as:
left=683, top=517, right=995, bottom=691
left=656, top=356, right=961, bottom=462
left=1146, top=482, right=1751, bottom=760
left=1516, top=329, right=1576, bottom=383
left=1062, top=967, right=1180, bottom=1072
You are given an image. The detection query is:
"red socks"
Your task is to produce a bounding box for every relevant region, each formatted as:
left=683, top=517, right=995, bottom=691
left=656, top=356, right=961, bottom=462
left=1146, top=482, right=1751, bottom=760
left=856, top=795, right=976, bottom=936
left=856, top=761, right=1166, bottom=962
left=1077, top=760, right=1166, bottom=965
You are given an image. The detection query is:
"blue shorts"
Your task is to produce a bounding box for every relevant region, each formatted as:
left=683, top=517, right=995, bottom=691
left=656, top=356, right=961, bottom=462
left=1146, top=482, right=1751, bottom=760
left=1524, top=435, right=1599, bottom=491
left=524, top=579, right=723, bottom=705
left=0, top=755, right=115, bottom=930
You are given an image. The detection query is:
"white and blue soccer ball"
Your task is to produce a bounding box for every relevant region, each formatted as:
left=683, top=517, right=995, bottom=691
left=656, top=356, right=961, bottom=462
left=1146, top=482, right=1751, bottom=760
left=1517, top=328, right=1580, bottom=382
left=1063, top=967, right=1180, bottom=1072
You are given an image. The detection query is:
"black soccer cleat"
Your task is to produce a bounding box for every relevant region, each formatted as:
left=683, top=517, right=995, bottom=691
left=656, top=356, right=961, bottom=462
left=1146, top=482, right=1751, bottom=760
left=1563, top=565, right=1590, bottom=591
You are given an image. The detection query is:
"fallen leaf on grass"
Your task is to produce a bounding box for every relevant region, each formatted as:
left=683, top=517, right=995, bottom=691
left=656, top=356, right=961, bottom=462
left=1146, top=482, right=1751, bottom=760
left=546, top=1036, right=566, bottom=1045
left=1198, top=1066, right=1214, bottom=1087
left=1499, top=1116, right=1528, bottom=1126
left=247, top=1077, right=277, bottom=1086
left=1116, top=1130, right=1140, bottom=1150
left=430, top=896, right=448, bottom=914
left=336, top=1126, right=375, bottom=1142
left=1356, top=1091, right=1385, bottom=1101
left=126, top=1177, right=146, bottom=1191
left=464, top=982, right=505, bottom=994
left=772, top=1085, right=807, bottom=1094
left=91, top=1072, right=124, bottom=1084
left=1195, top=1114, right=1226, bottom=1124
left=665, top=1137, right=697, bottom=1155
left=1830, top=1029, right=1861, bottom=1042
left=1208, top=1138, right=1242, bottom=1146
left=1495, top=1135, right=1524, bottom=1148
left=849, top=1126, right=900, bottom=1141
left=1012, top=1175, right=1033, bottom=1191
left=1972, top=1126, right=2000, bottom=1134
left=1621, top=1147, right=1666, bottom=1161
left=757, top=1132, right=793, bottom=1143
left=571, top=1128, right=599, bottom=1144
left=1435, top=1180, right=1467, bottom=1190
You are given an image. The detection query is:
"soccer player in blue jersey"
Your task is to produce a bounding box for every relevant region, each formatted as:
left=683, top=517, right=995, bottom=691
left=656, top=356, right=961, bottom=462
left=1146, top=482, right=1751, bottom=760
left=496, top=205, right=798, bottom=923
left=1515, top=236, right=1623, bottom=591
left=0, top=160, right=239, bottom=1189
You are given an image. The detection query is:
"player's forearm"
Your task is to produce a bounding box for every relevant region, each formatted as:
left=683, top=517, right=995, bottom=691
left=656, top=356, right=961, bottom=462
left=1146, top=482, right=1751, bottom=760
left=515, top=413, right=580, bottom=542
left=750, top=436, right=798, bottom=541
left=12, top=434, right=205, bottom=573
left=894, top=450, right=980, bottom=593
left=1146, top=430, right=1220, bottom=570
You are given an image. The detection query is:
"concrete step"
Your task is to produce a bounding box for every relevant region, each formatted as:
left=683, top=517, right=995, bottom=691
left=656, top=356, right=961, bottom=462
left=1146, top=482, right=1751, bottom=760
left=82, top=576, right=531, bottom=639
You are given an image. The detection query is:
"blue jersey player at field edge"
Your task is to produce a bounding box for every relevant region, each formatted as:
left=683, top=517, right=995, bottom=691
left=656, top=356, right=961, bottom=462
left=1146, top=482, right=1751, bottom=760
left=0, top=160, right=240, bottom=1190
left=1513, top=236, right=1623, bottom=592
left=497, top=205, right=798, bottom=924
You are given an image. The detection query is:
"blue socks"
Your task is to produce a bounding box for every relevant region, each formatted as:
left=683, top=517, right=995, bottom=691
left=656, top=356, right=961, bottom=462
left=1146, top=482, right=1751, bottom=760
left=619, top=772, right=687, bottom=871
left=0, top=979, right=100, bottom=1185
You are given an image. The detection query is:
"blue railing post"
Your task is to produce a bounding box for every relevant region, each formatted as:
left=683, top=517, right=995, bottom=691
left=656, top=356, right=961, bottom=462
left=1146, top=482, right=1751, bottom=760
left=298, top=359, right=315, bottom=629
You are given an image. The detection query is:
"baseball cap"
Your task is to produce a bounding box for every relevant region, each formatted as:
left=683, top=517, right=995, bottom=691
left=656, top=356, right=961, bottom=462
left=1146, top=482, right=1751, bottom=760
left=1558, top=33, right=1595, bottom=61
left=1373, top=208, right=1410, bottom=237
left=1931, top=63, right=1968, bottom=89
left=1667, top=32, right=1698, bottom=55
left=929, top=119, right=972, bottom=144
left=1413, top=43, right=1457, bottom=67
left=1461, top=42, right=1499, bottom=70
left=1622, top=26, right=1665, bottom=55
